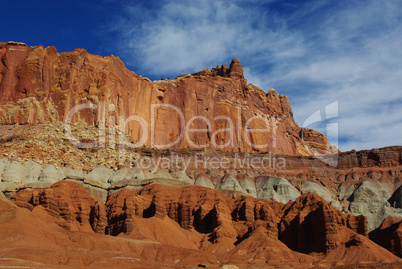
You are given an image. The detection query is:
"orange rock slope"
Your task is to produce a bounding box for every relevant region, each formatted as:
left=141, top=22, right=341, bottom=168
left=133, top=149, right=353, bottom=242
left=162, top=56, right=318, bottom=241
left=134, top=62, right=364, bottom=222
left=0, top=41, right=337, bottom=155
left=5, top=181, right=400, bottom=268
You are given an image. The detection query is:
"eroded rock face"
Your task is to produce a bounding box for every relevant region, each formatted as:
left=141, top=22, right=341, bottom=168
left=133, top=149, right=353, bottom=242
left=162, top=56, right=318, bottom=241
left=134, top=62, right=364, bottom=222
left=2, top=161, right=24, bottom=184
left=0, top=158, right=195, bottom=192
left=390, top=185, right=402, bottom=208
left=338, top=146, right=402, bottom=169
left=1, top=154, right=402, bottom=235
left=302, top=181, right=343, bottom=211
left=106, top=184, right=241, bottom=239
left=279, top=193, right=367, bottom=253
left=216, top=174, right=245, bottom=193
left=0, top=42, right=336, bottom=156
left=300, top=128, right=339, bottom=156
left=302, top=182, right=334, bottom=203
left=1, top=41, right=401, bottom=268
left=375, top=216, right=402, bottom=257
left=107, top=183, right=278, bottom=247
left=11, top=181, right=107, bottom=233
left=86, top=166, right=114, bottom=187
left=9, top=181, right=398, bottom=265
left=1, top=182, right=399, bottom=268
left=237, top=175, right=257, bottom=198
left=0, top=159, right=9, bottom=178
left=255, top=176, right=300, bottom=203
left=39, top=164, right=65, bottom=183
left=105, top=184, right=373, bottom=257
left=194, top=173, right=215, bottom=189
left=0, top=159, right=71, bottom=191
left=348, top=181, right=397, bottom=231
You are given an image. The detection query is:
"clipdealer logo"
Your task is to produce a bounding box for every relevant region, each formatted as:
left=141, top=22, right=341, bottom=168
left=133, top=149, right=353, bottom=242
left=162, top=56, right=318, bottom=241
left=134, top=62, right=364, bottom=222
left=63, top=100, right=339, bottom=170
left=64, top=101, right=281, bottom=150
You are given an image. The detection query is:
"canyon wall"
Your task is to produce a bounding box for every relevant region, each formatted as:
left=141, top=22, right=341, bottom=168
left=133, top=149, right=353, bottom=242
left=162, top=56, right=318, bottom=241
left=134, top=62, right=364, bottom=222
left=0, top=42, right=337, bottom=156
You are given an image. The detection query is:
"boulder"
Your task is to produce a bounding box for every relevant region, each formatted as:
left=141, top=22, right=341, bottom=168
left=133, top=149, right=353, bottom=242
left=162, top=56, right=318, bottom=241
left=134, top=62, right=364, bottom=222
left=194, top=174, right=215, bottom=189
left=2, top=161, right=24, bottom=184
left=237, top=175, right=257, bottom=198
left=62, top=168, right=85, bottom=179
left=255, top=176, right=300, bottom=203
left=170, top=170, right=193, bottom=184
left=109, top=168, right=129, bottom=184
left=86, top=166, right=114, bottom=186
left=39, top=165, right=65, bottom=184
left=0, top=159, right=10, bottom=181
left=216, top=174, right=246, bottom=193
left=23, top=160, right=42, bottom=183
left=349, top=180, right=397, bottom=231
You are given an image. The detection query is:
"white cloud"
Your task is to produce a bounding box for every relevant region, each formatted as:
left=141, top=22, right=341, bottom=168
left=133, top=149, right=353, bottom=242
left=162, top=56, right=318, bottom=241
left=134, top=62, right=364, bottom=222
left=111, top=0, right=402, bottom=151
left=114, top=0, right=304, bottom=76
left=254, top=0, right=402, bottom=151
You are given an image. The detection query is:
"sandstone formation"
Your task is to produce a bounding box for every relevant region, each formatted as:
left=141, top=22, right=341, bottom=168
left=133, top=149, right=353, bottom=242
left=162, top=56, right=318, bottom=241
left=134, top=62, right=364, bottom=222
left=338, top=146, right=402, bottom=169
left=0, top=42, right=337, bottom=155
left=375, top=216, right=402, bottom=257
left=1, top=41, right=402, bottom=268
left=1, top=143, right=402, bottom=233
left=6, top=181, right=400, bottom=268
left=255, top=176, right=300, bottom=203
left=194, top=173, right=215, bottom=189
left=279, top=193, right=367, bottom=253
left=11, top=181, right=107, bottom=232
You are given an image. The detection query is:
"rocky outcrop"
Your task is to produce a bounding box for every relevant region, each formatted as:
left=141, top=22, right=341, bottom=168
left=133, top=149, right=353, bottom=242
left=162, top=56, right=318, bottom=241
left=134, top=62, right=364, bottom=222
left=194, top=173, right=215, bottom=189
left=0, top=42, right=336, bottom=156
left=300, top=128, right=339, bottom=156
left=255, top=176, right=300, bottom=203
left=2, top=154, right=402, bottom=234
left=216, top=174, right=245, bottom=194
left=0, top=158, right=194, bottom=192
left=11, top=181, right=107, bottom=232
left=6, top=181, right=399, bottom=267
left=390, top=185, right=402, bottom=208
left=375, top=216, right=402, bottom=257
left=12, top=182, right=368, bottom=253
left=279, top=193, right=367, bottom=253
left=106, top=184, right=238, bottom=240
left=338, top=146, right=402, bottom=169
left=347, top=180, right=402, bottom=232
left=13, top=182, right=368, bottom=255
left=302, top=181, right=343, bottom=211
left=1, top=41, right=402, bottom=268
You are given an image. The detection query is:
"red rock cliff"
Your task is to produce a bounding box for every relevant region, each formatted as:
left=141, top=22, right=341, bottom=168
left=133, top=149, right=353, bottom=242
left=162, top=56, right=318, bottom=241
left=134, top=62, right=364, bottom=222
left=0, top=42, right=337, bottom=156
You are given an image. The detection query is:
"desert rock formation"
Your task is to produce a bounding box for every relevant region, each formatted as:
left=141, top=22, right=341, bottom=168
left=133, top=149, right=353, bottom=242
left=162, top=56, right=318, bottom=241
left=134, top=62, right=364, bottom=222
left=0, top=42, right=337, bottom=155
left=5, top=181, right=400, bottom=268
left=0, top=42, right=401, bottom=268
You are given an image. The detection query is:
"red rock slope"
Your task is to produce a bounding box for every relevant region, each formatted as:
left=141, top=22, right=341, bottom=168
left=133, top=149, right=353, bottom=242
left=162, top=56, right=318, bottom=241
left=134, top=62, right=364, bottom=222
left=6, top=181, right=400, bottom=268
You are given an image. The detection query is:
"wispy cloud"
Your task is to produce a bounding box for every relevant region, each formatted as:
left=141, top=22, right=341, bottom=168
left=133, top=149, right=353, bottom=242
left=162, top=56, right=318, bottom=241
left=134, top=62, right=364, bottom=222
left=268, top=0, right=402, bottom=151
left=112, top=0, right=304, bottom=76
left=109, top=0, right=402, bottom=151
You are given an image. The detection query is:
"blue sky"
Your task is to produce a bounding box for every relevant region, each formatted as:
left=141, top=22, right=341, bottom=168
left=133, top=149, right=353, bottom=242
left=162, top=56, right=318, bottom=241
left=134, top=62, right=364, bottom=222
left=1, top=0, right=401, bottom=151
